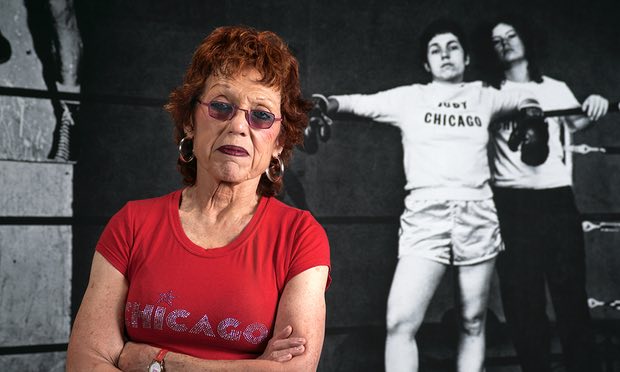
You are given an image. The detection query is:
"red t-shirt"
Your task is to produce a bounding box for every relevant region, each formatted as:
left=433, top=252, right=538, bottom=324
left=96, top=190, right=331, bottom=360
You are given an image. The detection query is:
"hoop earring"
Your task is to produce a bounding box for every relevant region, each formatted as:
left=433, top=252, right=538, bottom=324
left=265, top=156, right=284, bottom=183
left=178, top=136, right=195, bottom=163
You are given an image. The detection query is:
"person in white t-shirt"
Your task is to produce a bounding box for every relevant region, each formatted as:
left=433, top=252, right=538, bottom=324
left=315, top=19, right=544, bottom=372
left=477, top=14, right=610, bottom=372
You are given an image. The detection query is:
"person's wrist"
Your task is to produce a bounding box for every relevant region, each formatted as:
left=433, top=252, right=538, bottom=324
left=327, top=97, right=339, bottom=113
left=148, top=349, right=169, bottom=372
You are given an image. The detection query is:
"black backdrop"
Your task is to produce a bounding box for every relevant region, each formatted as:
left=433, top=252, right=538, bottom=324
left=71, top=0, right=620, bottom=370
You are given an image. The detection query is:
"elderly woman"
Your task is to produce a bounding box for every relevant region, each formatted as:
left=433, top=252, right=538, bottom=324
left=66, top=26, right=331, bottom=372
left=315, top=19, right=543, bottom=372
left=477, top=14, right=609, bottom=372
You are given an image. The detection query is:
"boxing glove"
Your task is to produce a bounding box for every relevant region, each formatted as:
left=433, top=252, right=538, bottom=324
left=310, top=94, right=334, bottom=143
left=508, top=106, right=549, bottom=166
left=312, top=93, right=329, bottom=113
left=303, top=117, right=320, bottom=154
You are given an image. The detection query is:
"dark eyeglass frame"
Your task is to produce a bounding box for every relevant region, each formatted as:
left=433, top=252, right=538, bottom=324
left=197, top=99, right=282, bottom=129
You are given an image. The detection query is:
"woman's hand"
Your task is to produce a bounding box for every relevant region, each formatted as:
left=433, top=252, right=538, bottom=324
left=117, top=326, right=305, bottom=371
left=582, top=94, right=609, bottom=121
left=257, top=325, right=307, bottom=362
left=117, top=341, right=159, bottom=372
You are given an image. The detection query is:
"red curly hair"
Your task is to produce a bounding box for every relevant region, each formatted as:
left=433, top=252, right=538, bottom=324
left=166, top=25, right=312, bottom=196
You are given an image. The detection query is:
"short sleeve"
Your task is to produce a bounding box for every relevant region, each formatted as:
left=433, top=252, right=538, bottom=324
left=96, top=203, right=134, bottom=277
left=556, top=81, right=580, bottom=108
left=285, top=212, right=331, bottom=289
left=487, top=85, right=538, bottom=121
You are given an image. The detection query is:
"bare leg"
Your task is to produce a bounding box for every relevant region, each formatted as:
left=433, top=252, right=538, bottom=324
left=455, top=258, right=496, bottom=372
left=385, top=255, right=447, bottom=372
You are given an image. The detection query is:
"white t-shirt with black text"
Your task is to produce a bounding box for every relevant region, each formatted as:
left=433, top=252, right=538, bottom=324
left=332, top=81, right=536, bottom=200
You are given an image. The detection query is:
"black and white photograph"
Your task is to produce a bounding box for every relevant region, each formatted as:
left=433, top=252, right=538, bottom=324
left=1, top=0, right=619, bottom=371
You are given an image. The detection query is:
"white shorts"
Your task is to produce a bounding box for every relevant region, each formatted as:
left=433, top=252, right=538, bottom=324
left=398, top=196, right=503, bottom=266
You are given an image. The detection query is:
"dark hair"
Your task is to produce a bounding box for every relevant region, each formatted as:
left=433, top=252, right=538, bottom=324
left=474, top=14, right=544, bottom=88
left=419, top=18, right=469, bottom=69
left=166, top=25, right=312, bottom=196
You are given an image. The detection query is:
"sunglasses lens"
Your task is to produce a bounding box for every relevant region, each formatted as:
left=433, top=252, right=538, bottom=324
left=249, top=110, right=275, bottom=129
left=208, top=101, right=234, bottom=121
left=205, top=100, right=276, bottom=129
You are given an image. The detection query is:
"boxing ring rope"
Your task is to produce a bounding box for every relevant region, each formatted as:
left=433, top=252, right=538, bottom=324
left=544, top=103, right=619, bottom=118
left=588, top=298, right=620, bottom=310
left=566, top=144, right=620, bottom=155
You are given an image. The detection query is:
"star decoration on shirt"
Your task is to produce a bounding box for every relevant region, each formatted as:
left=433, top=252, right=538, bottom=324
left=157, top=290, right=176, bottom=306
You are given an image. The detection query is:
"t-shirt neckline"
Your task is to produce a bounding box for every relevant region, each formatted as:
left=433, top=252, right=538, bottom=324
left=168, top=189, right=269, bottom=257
